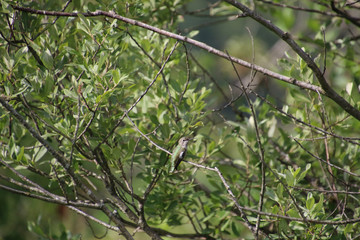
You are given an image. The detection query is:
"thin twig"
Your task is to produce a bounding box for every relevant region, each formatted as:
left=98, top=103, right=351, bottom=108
left=183, top=160, right=360, bottom=226
left=223, top=0, right=360, bottom=120
left=0, top=97, right=140, bottom=240
left=95, top=41, right=179, bottom=152
left=292, top=138, right=360, bottom=177
left=11, top=6, right=328, bottom=98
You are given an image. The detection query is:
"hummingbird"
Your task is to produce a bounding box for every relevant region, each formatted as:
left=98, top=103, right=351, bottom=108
left=169, top=137, right=191, bottom=173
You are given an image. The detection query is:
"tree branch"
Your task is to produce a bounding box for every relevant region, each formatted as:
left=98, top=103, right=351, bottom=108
left=223, top=0, right=360, bottom=120
left=11, top=6, right=326, bottom=100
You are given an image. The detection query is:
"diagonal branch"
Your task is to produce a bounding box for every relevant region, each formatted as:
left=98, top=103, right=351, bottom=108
left=0, top=97, right=158, bottom=240
left=12, top=4, right=360, bottom=120
left=11, top=6, right=324, bottom=97
left=223, top=0, right=360, bottom=120
left=186, top=161, right=360, bottom=226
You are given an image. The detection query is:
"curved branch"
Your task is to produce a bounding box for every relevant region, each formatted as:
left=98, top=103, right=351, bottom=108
left=0, top=97, right=157, bottom=240
left=187, top=161, right=360, bottom=226
left=11, top=4, right=360, bottom=120
left=330, top=1, right=360, bottom=27
left=11, top=7, right=324, bottom=97
left=223, top=0, right=360, bottom=120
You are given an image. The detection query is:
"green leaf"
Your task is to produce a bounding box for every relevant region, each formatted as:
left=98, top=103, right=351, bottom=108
left=169, top=78, right=182, bottom=93
left=231, top=221, right=240, bottom=236
left=15, top=46, right=28, bottom=64
left=16, top=146, right=25, bottom=162
left=313, top=194, right=324, bottom=213
left=271, top=205, right=279, bottom=214
left=285, top=169, right=295, bottom=186
left=220, top=218, right=230, bottom=231
left=279, top=219, right=289, bottom=233
left=306, top=192, right=315, bottom=210
left=287, top=209, right=300, bottom=218
left=188, top=30, right=199, bottom=38
left=63, top=89, right=78, bottom=100
left=1, top=0, right=12, bottom=13
left=41, top=49, right=54, bottom=69
left=344, top=223, right=353, bottom=235
left=112, top=69, right=121, bottom=84
left=34, top=146, right=47, bottom=162
left=298, top=163, right=311, bottom=182
left=266, top=188, right=279, bottom=202
left=202, top=212, right=215, bottom=223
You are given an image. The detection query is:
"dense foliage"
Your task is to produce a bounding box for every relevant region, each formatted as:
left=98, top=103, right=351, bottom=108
left=1, top=0, right=360, bottom=239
